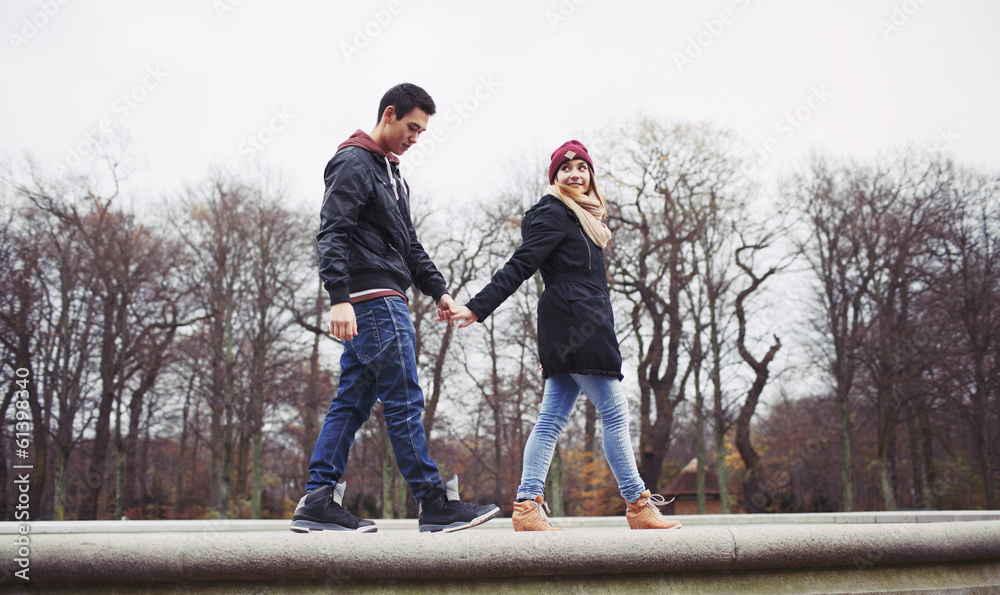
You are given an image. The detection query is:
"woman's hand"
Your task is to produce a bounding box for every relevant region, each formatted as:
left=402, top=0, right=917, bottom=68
left=449, top=305, right=480, bottom=329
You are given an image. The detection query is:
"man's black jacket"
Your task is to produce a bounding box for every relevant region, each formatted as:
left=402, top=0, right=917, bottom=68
left=317, top=145, right=447, bottom=306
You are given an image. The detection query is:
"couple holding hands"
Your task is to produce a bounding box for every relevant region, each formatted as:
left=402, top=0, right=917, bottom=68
left=290, top=83, right=681, bottom=534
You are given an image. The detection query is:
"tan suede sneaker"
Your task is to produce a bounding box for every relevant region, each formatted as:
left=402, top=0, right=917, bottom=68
left=625, top=490, right=682, bottom=530
left=512, top=496, right=562, bottom=531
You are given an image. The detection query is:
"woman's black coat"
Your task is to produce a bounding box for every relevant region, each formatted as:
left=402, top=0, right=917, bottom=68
left=466, top=195, right=623, bottom=380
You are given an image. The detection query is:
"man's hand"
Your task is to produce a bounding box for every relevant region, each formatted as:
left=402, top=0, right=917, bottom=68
left=436, top=294, right=458, bottom=326
left=329, top=302, right=357, bottom=341
left=449, top=305, right=480, bottom=329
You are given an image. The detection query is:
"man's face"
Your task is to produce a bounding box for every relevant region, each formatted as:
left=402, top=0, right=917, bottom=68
left=383, top=106, right=429, bottom=155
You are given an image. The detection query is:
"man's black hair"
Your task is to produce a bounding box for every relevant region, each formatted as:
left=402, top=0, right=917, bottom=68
left=376, top=83, right=436, bottom=124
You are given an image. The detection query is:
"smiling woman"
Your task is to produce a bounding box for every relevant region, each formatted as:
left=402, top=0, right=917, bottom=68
left=449, top=139, right=682, bottom=532
left=554, top=157, right=591, bottom=192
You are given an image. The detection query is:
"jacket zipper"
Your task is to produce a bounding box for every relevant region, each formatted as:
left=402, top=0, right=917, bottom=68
left=382, top=157, right=409, bottom=255
left=578, top=226, right=592, bottom=269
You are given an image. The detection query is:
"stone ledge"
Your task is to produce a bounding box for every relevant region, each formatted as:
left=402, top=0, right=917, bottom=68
left=2, top=520, right=999, bottom=586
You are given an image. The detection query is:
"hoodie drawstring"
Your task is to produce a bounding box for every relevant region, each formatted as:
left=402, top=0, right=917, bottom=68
left=384, top=157, right=400, bottom=203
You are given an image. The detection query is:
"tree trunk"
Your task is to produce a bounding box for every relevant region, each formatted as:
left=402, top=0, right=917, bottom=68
left=123, top=350, right=166, bottom=518
left=920, top=406, right=936, bottom=508
left=26, top=370, right=49, bottom=521
left=709, top=280, right=730, bottom=514
left=714, top=431, right=729, bottom=514
left=694, top=379, right=706, bottom=514
left=302, top=286, right=324, bottom=466
left=734, top=407, right=761, bottom=512
left=837, top=384, right=854, bottom=512
left=251, top=428, right=263, bottom=518
left=733, top=248, right=781, bottom=513
left=691, top=310, right=707, bottom=514
left=972, top=373, right=997, bottom=509
left=81, top=277, right=130, bottom=520
left=905, top=403, right=929, bottom=509
left=876, top=381, right=898, bottom=511
left=113, top=408, right=125, bottom=519
left=208, top=401, right=223, bottom=512
left=219, top=304, right=238, bottom=519
left=80, top=392, right=114, bottom=518
left=173, top=377, right=194, bottom=519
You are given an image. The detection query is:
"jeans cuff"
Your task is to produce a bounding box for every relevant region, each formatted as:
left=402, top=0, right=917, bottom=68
left=412, top=480, right=442, bottom=503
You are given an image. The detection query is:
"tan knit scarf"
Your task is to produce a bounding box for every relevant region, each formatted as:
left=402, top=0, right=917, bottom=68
left=547, top=183, right=612, bottom=248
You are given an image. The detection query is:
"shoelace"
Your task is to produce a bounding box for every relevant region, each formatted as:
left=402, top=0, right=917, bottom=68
left=645, top=494, right=676, bottom=508
left=522, top=498, right=554, bottom=523
left=538, top=499, right=552, bottom=518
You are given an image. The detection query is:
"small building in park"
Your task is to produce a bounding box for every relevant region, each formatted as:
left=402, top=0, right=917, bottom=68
left=661, top=458, right=722, bottom=515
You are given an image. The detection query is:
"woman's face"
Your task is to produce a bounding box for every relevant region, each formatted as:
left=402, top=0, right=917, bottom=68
left=555, top=159, right=591, bottom=194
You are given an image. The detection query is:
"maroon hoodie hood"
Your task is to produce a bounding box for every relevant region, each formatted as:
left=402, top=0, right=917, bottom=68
left=337, top=130, right=399, bottom=164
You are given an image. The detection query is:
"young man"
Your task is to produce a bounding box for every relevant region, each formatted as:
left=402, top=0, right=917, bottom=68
left=291, top=83, right=500, bottom=533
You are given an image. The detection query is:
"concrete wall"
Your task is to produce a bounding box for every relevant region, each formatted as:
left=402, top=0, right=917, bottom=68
left=2, top=514, right=999, bottom=593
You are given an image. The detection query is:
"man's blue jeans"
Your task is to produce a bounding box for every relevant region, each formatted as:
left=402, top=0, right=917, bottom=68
left=306, top=297, right=441, bottom=502
left=516, top=373, right=646, bottom=503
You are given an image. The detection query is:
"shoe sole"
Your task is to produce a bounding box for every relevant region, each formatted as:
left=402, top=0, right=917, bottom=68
left=628, top=523, right=682, bottom=530
left=419, top=506, right=501, bottom=533
left=290, top=520, right=378, bottom=533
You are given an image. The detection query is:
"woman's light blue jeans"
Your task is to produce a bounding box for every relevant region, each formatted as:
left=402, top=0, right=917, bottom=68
left=516, top=373, right=646, bottom=503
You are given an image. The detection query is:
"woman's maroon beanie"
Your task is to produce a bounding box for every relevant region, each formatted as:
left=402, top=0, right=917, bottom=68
left=548, top=140, right=594, bottom=183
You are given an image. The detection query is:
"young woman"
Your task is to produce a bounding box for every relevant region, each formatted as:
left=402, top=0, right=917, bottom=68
left=450, top=140, right=681, bottom=531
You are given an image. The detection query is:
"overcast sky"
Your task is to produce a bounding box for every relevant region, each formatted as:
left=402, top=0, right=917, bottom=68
left=4, top=0, right=998, bottom=405
left=3, top=0, right=999, bottom=211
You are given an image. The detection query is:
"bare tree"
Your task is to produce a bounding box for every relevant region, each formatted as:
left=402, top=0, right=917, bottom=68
left=9, top=162, right=183, bottom=519
left=790, top=156, right=878, bottom=512
left=856, top=155, right=952, bottom=510
left=241, top=188, right=312, bottom=518
left=601, top=117, right=745, bottom=491
left=687, top=176, right=746, bottom=514
left=731, top=238, right=785, bottom=512
left=933, top=168, right=1000, bottom=508
left=171, top=177, right=253, bottom=518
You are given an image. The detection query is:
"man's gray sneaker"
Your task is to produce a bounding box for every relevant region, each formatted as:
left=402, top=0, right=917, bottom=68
left=290, top=482, right=377, bottom=533
left=418, top=475, right=500, bottom=533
